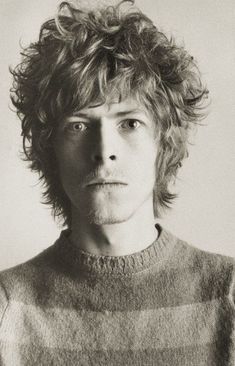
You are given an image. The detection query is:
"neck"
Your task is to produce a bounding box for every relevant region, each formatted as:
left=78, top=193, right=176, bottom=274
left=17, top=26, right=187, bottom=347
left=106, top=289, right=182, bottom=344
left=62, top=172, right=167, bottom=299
left=70, top=199, right=158, bottom=256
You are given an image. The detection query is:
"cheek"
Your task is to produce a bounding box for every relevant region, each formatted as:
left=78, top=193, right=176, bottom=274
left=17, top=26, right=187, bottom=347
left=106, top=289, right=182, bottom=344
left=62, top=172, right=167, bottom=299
left=55, top=140, right=87, bottom=171
left=125, top=146, right=157, bottom=190
left=133, top=140, right=158, bottom=171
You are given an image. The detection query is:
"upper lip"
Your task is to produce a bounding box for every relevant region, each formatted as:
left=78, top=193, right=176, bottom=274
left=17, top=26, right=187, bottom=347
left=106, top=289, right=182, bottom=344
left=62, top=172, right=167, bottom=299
left=86, top=179, right=127, bottom=186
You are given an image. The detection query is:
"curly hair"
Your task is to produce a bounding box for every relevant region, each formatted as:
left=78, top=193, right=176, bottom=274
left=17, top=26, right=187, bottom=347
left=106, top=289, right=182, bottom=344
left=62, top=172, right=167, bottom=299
left=10, top=0, right=208, bottom=227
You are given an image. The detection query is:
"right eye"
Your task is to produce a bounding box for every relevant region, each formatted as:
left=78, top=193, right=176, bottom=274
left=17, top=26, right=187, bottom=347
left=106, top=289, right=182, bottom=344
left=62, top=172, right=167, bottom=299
left=67, top=122, right=87, bottom=132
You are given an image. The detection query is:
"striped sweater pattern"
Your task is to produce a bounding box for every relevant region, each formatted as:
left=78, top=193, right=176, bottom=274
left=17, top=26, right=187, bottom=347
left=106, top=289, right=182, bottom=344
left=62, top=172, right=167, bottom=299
left=0, top=226, right=235, bottom=365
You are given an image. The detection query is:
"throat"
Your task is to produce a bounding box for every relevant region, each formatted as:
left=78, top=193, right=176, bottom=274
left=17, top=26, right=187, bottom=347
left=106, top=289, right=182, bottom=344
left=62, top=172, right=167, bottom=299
left=70, top=204, right=158, bottom=256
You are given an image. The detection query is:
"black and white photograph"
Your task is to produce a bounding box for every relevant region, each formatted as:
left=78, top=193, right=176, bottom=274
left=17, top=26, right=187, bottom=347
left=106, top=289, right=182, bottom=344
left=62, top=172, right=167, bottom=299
left=0, top=0, right=235, bottom=364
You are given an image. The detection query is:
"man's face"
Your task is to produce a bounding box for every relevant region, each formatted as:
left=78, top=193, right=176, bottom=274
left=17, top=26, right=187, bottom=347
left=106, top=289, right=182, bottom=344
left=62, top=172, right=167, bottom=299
left=54, top=97, right=158, bottom=225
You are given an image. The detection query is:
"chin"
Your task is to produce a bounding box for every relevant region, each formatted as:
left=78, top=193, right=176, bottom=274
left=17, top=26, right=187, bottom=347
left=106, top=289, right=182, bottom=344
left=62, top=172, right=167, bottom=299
left=85, top=205, right=134, bottom=225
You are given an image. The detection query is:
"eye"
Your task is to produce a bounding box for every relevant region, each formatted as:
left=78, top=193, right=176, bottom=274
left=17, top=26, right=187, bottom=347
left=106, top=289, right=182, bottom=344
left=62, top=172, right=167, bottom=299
left=120, top=119, right=141, bottom=130
left=67, top=122, right=87, bottom=132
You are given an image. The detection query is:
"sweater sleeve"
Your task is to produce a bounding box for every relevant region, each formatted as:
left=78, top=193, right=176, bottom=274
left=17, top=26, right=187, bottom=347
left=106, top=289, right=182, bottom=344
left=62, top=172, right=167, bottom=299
left=0, top=278, right=8, bottom=329
left=228, top=260, right=235, bottom=364
left=230, top=260, right=235, bottom=309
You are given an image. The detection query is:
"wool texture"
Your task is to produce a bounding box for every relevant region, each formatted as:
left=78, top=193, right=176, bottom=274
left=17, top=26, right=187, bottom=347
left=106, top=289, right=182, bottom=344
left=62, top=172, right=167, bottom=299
left=0, top=225, right=235, bottom=365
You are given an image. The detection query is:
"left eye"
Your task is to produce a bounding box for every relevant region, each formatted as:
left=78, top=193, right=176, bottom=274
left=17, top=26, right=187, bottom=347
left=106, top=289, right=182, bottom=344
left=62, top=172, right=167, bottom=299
left=120, top=119, right=141, bottom=130
left=67, top=122, right=87, bottom=132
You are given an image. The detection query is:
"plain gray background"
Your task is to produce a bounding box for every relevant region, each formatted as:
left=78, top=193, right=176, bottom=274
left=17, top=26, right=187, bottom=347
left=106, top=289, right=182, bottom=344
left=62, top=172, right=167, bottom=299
left=0, top=0, right=234, bottom=270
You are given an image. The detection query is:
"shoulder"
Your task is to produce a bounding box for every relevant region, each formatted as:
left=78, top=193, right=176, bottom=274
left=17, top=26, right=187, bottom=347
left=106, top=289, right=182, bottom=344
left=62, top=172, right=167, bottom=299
left=163, top=227, right=235, bottom=271
left=176, top=235, right=235, bottom=275
left=166, top=229, right=235, bottom=301
left=0, top=234, right=64, bottom=306
left=0, top=277, right=8, bottom=328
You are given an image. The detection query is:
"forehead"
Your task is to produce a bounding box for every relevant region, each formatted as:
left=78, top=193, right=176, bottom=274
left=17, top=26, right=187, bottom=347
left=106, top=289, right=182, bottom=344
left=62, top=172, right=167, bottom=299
left=72, top=97, right=152, bottom=119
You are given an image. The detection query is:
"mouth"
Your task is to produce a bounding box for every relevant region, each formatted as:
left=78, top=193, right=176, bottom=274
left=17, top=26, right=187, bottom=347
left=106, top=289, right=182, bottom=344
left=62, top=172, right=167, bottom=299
left=86, top=180, right=128, bottom=190
left=86, top=180, right=128, bottom=187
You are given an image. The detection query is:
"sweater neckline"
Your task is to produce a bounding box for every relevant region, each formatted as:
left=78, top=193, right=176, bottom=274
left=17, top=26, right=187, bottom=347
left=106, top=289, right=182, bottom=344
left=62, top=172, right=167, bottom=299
left=55, top=224, right=177, bottom=276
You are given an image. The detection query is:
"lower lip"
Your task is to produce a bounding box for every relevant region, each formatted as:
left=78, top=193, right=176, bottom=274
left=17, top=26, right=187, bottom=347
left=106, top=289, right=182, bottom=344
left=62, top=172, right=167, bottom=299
left=87, top=183, right=127, bottom=190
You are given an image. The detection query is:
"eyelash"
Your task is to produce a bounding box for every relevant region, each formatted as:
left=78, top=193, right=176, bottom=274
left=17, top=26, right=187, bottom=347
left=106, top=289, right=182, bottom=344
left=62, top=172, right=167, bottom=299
left=65, top=119, right=142, bottom=133
left=119, top=119, right=141, bottom=130
left=66, top=122, right=88, bottom=132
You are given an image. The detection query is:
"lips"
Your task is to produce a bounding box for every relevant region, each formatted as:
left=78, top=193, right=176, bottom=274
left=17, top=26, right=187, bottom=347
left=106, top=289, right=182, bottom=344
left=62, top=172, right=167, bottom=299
left=87, top=180, right=127, bottom=187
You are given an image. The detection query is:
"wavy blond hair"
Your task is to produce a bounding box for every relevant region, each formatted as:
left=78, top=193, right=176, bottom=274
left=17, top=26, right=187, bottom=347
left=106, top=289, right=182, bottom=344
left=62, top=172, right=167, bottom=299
left=10, top=0, right=208, bottom=226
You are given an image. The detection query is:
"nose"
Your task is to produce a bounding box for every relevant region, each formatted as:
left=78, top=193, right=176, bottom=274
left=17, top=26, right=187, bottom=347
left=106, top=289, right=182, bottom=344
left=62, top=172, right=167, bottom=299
left=92, top=154, right=116, bottom=162
left=91, top=124, right=118, bottom=164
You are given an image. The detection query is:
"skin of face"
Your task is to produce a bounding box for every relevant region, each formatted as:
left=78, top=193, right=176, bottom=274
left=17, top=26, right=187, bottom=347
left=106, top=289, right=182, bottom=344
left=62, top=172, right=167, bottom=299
left=54, top=97, right=158, bottom=226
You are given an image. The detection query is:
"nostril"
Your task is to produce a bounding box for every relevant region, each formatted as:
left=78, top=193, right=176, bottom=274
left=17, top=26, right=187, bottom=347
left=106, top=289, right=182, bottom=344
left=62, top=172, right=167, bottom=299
left=92, top=154, right=116, bottom=162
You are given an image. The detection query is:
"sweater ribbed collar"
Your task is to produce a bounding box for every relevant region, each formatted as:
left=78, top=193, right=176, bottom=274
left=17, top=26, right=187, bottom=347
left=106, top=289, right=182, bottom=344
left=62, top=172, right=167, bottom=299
left=55, top=224, right=177, bottom=276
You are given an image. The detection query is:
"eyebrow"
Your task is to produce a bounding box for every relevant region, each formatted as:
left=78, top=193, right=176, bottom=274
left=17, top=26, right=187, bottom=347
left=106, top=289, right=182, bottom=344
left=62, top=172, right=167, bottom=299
left=114, top=109, right=144, bottom=117
left=71, top=109, right=145, bottom=118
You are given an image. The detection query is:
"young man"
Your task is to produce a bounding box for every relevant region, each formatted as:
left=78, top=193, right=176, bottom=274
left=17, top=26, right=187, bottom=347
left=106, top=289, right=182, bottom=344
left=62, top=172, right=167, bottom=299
left=0, top=1, right=234, bottom=365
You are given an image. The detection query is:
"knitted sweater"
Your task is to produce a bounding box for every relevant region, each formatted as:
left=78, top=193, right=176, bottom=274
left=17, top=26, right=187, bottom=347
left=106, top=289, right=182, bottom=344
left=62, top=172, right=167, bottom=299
left=0, top=226, right=234, bottom=365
